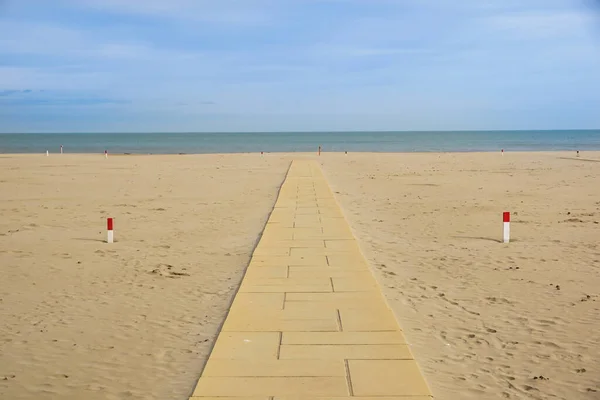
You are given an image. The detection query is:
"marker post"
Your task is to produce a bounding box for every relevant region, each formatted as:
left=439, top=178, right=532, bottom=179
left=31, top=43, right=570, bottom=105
left=107, top=218, right=114, bottom=243
left=503, top=212, right=510, bottom=243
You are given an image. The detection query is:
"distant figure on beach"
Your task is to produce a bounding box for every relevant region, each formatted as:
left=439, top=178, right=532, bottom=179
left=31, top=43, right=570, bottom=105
left=577, top=150, right=580, bottom=157
left=318, top=145, right=321, bottom=156
left=60, top=145, right=63, bottom=154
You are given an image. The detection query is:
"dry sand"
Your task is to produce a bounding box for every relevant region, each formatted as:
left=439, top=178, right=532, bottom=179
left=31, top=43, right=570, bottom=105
left=0, top=154, right=291, bottom=400
left=1, top=151, right=599, bottom=400
left=320, top=151, right=600, bottom=400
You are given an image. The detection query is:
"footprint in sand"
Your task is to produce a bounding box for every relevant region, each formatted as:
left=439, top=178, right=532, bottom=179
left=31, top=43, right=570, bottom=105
left=149, top=264, right=190, bottom=278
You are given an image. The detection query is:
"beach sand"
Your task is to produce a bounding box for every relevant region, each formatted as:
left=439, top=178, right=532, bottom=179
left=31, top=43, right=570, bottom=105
left=1, top=151, right=599, bottom=400
left=320, top=151, right=600, bottom=400
left=0, top=154, right=291, bottom=400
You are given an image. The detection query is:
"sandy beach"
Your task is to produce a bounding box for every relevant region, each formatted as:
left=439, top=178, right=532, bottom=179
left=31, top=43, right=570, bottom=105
left=0, top=154, right=291, bottom=400
left=1, top=151, right=599, bottom=400
left=321, top=152, right=600, bottom=400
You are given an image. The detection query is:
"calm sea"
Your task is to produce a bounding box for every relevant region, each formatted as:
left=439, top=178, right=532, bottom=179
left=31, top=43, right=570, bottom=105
left=1, top=130, right=600, bottom=154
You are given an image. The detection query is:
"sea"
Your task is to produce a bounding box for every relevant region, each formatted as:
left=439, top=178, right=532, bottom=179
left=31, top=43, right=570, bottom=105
left=1, top=130, right=600, bottom=154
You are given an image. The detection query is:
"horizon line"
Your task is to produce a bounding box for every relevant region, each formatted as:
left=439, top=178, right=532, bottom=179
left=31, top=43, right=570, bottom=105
left=2, top=128, right=600, bottom=135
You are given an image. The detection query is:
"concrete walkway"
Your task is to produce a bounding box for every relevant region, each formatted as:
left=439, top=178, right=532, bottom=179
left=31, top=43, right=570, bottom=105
left=190, top=160, right=432, bottom=399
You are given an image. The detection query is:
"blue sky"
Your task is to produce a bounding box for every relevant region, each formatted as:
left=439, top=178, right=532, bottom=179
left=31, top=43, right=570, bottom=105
left=1, top=0, right=600, bottom=132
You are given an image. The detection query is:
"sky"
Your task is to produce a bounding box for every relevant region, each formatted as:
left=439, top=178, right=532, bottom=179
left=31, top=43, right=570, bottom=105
left=1, top=0, right=600, bottom=132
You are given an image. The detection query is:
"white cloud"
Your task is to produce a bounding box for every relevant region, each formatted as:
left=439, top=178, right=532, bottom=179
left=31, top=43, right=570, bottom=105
left=485, top=10, right=596, bottom=39
left=0, top=21, right=205, bottom=61
left=63, top=0, right=276, bottom=25
left=0, top=66, right=111, bottom=90
left=313, top=45, right=432, bottom=57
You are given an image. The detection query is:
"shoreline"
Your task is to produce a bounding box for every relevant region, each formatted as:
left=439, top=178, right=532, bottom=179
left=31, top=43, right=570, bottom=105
left=2, top=150, right=600, bottom=156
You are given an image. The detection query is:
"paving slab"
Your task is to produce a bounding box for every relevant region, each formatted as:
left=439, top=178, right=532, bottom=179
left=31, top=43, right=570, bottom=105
left=238, top=283, right=333, bottom=293
left=255, top=239, right=325, bottom=251
left=338, top=308, right=401, bottom=332
left=285, top=291, right=386, bottom=307
left=331, top=277, right=380, bottom=292
left=324, top=239, right=362, bottom=250
left=283, top=301, right=384, bottom=315
left=250, top=255, right=329, bottom=266
left=243, top=266, right=289, bottom=279
left=279, top=344, right=413, bottom=360
left=202, top=359, right=346, bottom=377
left=192, top=377, right=349, bottom=397
left=209, top=332, right=280, bottom=359
left=326, top=255, right=371, bottom=268
left=293, top=207, right=321, bottom=215
left=189, top=160, right=431, bottom=399
left=228, top=292, right=285, bottom=313
left=228, top=304, right=336, bottom=320
left=222, top=316, right=339, bottom=332
left=259, top=231, right=294, bottom=240
left=293, top=231, right=355, bottom=240
left=348, top=360, right=431, bottom=396
left=190, top=397, right=270, bottom=400
left=290, top=247, right=362, bottom=257
left=252, top=246, right=292, bottom=256
left=288, top=266, right=372, bottom=279
left=281, top=331, right=407, bottom=345
left=241, top=277, right=332, bottom=286
left=272, top=397, right=432, bottom=400
left=293, top=215, right=322, bottom=224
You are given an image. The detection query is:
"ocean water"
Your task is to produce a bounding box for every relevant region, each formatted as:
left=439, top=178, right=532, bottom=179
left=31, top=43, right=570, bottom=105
left=1, top=130, right=600, bottom=154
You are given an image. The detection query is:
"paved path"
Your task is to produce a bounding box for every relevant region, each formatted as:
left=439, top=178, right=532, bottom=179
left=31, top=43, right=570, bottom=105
left=190, top=160, right=432, bottom=399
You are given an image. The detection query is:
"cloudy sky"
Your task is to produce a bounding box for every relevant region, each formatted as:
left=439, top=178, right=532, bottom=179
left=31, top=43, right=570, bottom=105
left=1, top=0, right=600, bottom=132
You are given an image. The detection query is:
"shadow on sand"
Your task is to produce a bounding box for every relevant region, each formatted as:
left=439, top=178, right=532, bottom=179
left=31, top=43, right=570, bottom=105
left=451, top=235, right=508, bottom=243
left=74, top=238, right=106, bottom=243
left=558, top=157, right=600, bottom=163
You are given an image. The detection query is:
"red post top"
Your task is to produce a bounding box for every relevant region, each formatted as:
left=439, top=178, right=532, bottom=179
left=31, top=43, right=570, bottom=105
left=107, top=218, right=114, bottom=230
left=503, top=212, right=510, bottom=223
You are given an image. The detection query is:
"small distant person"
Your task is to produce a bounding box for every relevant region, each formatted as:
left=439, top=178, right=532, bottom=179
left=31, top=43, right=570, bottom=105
left=318, top=145, right=321, bottom=156
left=345, top=151, right=347, bottom=155
left=60, top=145, right=63, bottom=154
left=577, top=150, right=580, bottom=157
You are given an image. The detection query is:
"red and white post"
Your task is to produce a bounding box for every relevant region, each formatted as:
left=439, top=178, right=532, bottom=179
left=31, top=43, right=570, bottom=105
left=107, top=218, right=114, bottom=243
left=503, top=212, right=510, bottom=243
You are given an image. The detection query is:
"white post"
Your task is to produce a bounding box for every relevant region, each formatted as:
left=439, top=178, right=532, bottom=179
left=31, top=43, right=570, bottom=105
left=107, top=218, right=114, bottom=243
left=503, top=212, right=510, bottom=243
left=60, top=145, right=63, bottom=154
